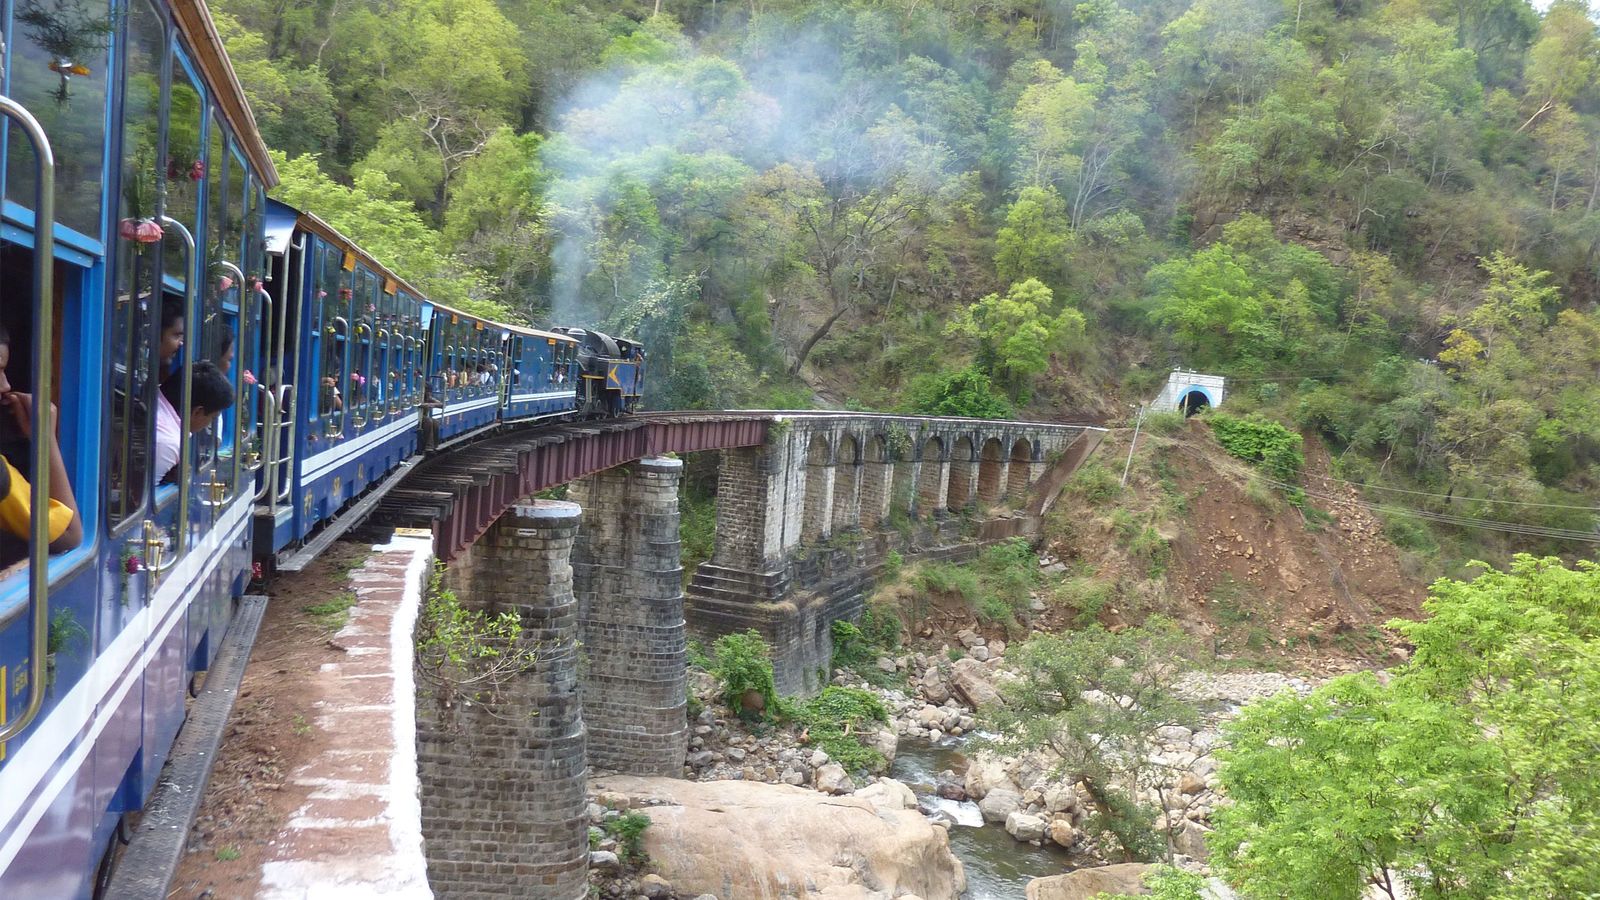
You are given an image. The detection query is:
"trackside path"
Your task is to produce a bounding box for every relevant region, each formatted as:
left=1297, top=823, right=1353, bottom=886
left=257, top=533, right=433, bottom=899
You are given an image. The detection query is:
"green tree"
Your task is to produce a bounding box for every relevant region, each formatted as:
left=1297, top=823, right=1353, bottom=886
left=995, top=186, right=1071, bottom=287
left=904, top=367, right=1013, bottom=419
left=1521, top=0, right=1599, bottom=132
left=983, top=619, right=1199, bottom=862
left=946, top=278, right=1086, bottom=399
left=1213, top=555, right=1600, bottom=899
left=269, top=150, right=505, bottom=317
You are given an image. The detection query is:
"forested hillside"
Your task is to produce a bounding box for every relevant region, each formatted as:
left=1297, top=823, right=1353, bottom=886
left=219, top=0, right=1600, bottom=560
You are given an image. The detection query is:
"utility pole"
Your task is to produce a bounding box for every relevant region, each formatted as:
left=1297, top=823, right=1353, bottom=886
left=1120, top=403, right=1146, bottom=489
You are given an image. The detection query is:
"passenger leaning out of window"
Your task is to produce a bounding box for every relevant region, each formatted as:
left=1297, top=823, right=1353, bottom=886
left=153, top=361, right=235, bottom=485
left=0, top=326, right=84, bottom=569
left=159, top=297, right=185, bottom=378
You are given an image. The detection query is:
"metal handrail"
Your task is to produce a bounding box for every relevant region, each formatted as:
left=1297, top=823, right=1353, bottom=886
left=269, top=235, right=306, bottom=514
left=247, top=279, right=272, bottom=478
left=352, top=320, right=372, bottom=427
left=215, top=261, right=257, bottom=510
left=253, top=385, right=276, bottom=502
left=159, top=215, right=198, bottom=550
left=0, top=96, right=54, bottom=744
left=272, top=384, right=296, bottom=505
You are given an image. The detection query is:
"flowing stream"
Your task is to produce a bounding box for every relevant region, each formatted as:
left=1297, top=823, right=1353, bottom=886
left=890, top=739, right=1075, bottom=898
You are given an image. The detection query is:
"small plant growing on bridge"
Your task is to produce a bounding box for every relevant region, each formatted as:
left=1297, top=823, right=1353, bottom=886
left=709, top=629, right=780, bottom=721
left=416, top=564, right=542, bottom=723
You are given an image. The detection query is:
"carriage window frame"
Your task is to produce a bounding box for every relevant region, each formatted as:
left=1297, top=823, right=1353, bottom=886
left=315, top=241, right=348, bottom=435
left=199, top=106, right=229, bottom=484
left=106, top=0, right=169, bottom=534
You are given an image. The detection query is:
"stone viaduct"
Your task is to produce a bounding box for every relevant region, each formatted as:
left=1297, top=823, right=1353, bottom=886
left=383, top=411, right=1104, bottom=899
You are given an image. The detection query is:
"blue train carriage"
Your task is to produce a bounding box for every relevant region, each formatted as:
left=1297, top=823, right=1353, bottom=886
left=422, top=300, right=528, bottom=446
left=0, top=0, right=276, bottom=892
left=258, top=200, right=425, bottom=558
left=552, top=328, right=645, bottom=417
left=498, top=323, right=579, bottom=425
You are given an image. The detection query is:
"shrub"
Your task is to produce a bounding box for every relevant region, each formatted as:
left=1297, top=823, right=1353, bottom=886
left=1379, top=509, right=1438, bottom=552
left=709, top=630, right=779, bottom=720
left=1057, top=575, right=1116, bottom=626
left=831, top=620, right=870, bottom=669
left=882, top=549, right=904, bottom=581
left=1067, top=461, right=1122, bottom=504
left=605, top=811, right=651, bottom=865
left=918, top=562, right=980, bottom=600
left=1144, top=410, right=1187, bottom=436
left=904, top=366, right=1014, bottom=419
left=792, top=687, right=889, bottom=774
left=1208, top=413, right=1304, bottom=484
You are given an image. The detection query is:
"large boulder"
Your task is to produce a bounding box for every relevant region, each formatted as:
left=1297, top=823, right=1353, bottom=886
left=949, top=658, right=1004, bottom=709
left=962, top=753, right=1015, bottom=801
left=855, top=778, right=919, bottom=812
left=594, top=775, right=966, bottom=900
left=815, top=763, right=857, bottom=795
left=1026, top=863, right=1151, bottom=900
left=1005, top=811, right=1047, bottom=843
left=977, top=788, right=1023, bottom=824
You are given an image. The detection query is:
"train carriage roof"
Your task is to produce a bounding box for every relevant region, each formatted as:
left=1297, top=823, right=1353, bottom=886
left=266, top=198, right=429, bottom=301
left=172, top=0, right=278, bottom=185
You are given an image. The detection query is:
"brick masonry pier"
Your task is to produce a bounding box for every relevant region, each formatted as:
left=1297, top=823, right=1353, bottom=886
left=570, top=457, right=689, bottom=776
left=418, top=502, right=588, bottom=900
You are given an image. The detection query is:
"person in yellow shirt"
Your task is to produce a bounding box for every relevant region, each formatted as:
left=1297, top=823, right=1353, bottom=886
left=0, top=326, right=83, bottom=566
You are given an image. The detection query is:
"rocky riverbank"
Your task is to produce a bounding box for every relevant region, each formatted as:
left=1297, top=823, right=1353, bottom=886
left=611, top=624, right=1312, bottom=896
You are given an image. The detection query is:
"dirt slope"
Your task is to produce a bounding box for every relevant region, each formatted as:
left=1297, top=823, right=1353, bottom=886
left=1042, top=419, right=1425, bottom=671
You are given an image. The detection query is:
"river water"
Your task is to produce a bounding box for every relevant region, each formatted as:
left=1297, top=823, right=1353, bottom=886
left=890, top=739, right=1075, bottom=898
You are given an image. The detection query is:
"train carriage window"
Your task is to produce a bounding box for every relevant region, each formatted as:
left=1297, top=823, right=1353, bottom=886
left=316, top=244, right=346, bottom=437
left=200, top=110, right=229, bottom=484
left=379, top=288, right=395, bottom=415
left=163, top=60, right=204, bottom=291
left=350, top=268, right=374, bottom=427
left=107, top=0, right=166, bottom=528
left=5, top=0, right=112, bottom=239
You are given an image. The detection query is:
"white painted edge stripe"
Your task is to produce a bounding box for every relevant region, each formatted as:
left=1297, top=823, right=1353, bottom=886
left=508, top=390, right=573, bottom=403
left=0, top=495, right=252, bottom=877
left=382, top=534, right=432, bottom=896
left=301, top=415, right=417, bottom=484
left=441, top=396, right=499, bottom=415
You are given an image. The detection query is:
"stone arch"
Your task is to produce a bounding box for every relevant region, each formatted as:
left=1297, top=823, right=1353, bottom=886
left=831, top=433, right=861, bottom=533
left=860, top=434, right=891, bottom=529
left=977, top=437, right=1006, bottom=503
left=916, top=436, right=947, bottom=517
left=946, top=435, right=975, bottom=512
left=1006, top=437, right=1034, bottom=502
left=802, top=433, right=833, bottom=542
left=889, top=438, right=914, bottom=524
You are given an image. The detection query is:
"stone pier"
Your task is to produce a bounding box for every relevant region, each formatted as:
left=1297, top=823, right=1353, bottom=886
left=416, top=500, right=588, bottom=900
left=569, top=457, right=689, bottom=776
